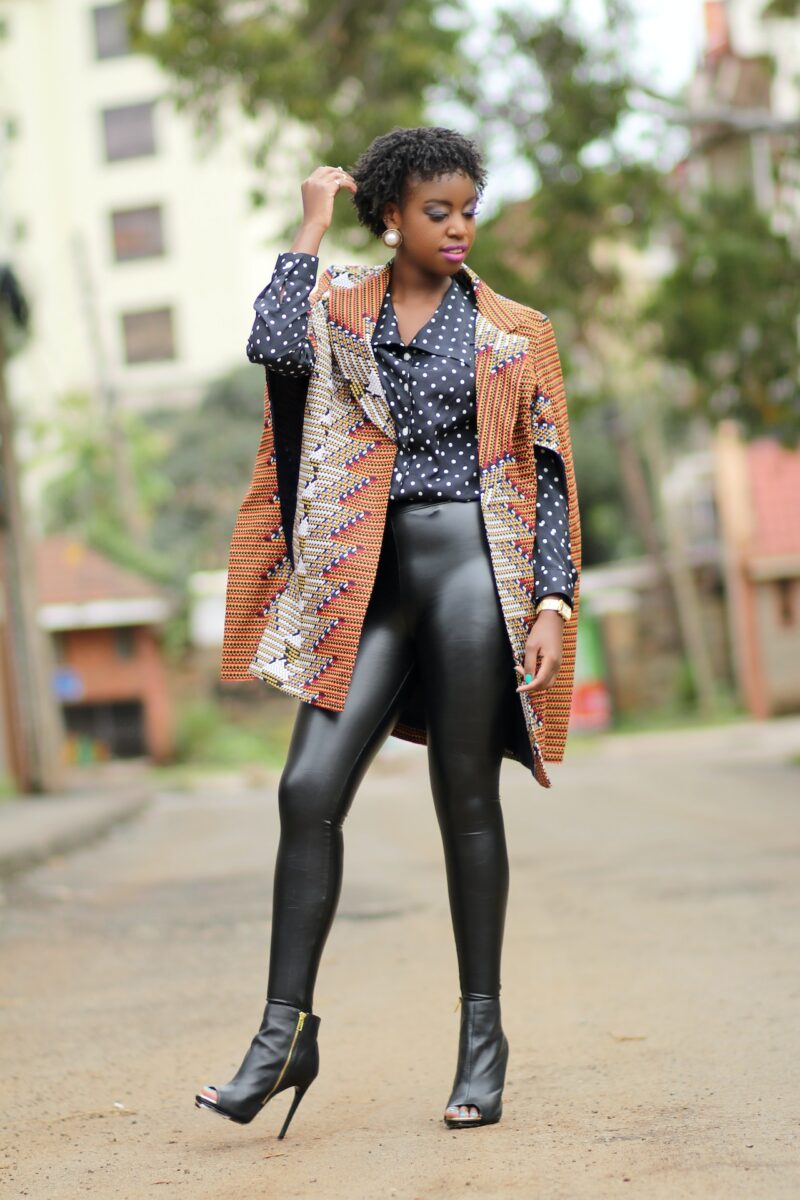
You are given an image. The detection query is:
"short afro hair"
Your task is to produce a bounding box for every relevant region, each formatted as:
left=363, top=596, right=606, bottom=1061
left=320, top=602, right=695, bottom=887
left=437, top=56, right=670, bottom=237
left=349, top=126, right=487, bottom=239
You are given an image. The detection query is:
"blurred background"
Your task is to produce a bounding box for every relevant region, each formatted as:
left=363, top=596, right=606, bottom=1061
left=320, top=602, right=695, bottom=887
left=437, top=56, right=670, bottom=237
left=0, top=0, right=798, bottom=793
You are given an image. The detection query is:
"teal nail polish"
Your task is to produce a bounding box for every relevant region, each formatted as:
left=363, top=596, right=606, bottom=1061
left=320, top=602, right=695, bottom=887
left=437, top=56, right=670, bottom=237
left=524, top=673, right=533, bottom=684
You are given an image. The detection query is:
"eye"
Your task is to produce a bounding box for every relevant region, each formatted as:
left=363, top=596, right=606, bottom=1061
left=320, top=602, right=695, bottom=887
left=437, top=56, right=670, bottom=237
left=428, top=210, right=479, bottom=222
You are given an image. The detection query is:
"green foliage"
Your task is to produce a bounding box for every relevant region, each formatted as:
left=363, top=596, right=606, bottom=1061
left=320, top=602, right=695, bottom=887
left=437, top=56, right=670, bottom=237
left=126, top=0, right=470, bottom=238
left=147, top=365, right=266, bottom=574
left=174, top=696, right=293, bottom=767
left=647, top=189, right=799, bottom=444
left=35, top=369, right=260, bottom=567
left=762, top=0, right=800, bottom=17
left=570, top=406, right=645, bottom=566
left=0, top=774, right=18, bottom=801
left=457, top=3, right=669, bottom=327
left=27, top=366, right=269, bottom=606
left=31, top=391, right=176, bottom=582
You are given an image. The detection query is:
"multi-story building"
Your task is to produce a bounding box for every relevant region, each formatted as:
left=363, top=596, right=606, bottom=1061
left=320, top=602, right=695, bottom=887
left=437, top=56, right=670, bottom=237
left=0, top=0, right=323, bottom=424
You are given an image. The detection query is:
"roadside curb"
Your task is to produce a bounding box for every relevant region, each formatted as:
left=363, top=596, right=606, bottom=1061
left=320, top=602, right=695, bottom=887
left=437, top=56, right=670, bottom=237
left=0, top=790, right=153, bottom=879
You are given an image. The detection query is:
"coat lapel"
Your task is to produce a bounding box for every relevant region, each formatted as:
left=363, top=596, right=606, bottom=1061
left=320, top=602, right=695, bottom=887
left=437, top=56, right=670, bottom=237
left=326, top=258, right=531, bottom=458
left=326, top=263, right=397, bottom=442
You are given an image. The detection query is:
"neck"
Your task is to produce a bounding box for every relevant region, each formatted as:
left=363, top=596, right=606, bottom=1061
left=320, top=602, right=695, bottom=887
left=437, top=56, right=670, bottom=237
left=388, top=253, right=456, bottom=304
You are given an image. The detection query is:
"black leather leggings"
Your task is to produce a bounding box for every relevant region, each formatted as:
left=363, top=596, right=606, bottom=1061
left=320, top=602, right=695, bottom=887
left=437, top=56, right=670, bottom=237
left=266, top=499, right=513, bottom=1010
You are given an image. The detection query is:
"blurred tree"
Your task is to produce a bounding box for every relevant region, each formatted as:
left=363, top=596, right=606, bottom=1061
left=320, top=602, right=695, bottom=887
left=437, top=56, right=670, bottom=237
left=457, top=2, right=670, bottom=329
left=32, top=392, right=175, bottom=583
left=762, top=0, right=800, bottom=16
left=31, top=369, right=270, bottom=588
left=147, top=366, right=266, bottom=574
left=127, top=0, right=470, bottom=231
left=648, top=188, right=799, bottom=444
left=455, top=2, right=680, bottom=586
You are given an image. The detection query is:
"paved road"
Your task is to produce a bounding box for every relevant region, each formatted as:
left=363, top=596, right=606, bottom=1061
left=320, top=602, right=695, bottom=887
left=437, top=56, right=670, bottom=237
left=2, top=730, right=799, bottom=1198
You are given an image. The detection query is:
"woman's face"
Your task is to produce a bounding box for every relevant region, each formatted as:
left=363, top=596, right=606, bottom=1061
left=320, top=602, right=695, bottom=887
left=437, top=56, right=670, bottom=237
left=382, top=171, right=479, bottom=278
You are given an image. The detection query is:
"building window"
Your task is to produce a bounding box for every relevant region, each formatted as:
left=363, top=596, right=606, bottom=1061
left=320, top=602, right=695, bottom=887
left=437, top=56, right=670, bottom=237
left=111, top=205, right=165, bottom=262
left=113, top=627, right=137, bottom=659
left=102, top=102, right=155, bottom=162
left=92, top=3, right=130, bottom=59
left=775, top=579, right=797, bottom=628
left=121, top=307, right=176, bottom=364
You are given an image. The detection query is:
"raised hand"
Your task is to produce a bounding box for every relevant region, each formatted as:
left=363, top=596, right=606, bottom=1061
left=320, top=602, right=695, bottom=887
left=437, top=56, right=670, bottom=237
left=293, top=164, right=357, bottom=245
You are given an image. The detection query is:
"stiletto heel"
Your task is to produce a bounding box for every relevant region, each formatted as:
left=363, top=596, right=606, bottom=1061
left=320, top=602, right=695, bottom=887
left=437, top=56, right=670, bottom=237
left=443, top=996, right=508, bottom=1129
left=195, top=999, right=320, bottom=1135
left=277, top=1081, right=311, bottom=1139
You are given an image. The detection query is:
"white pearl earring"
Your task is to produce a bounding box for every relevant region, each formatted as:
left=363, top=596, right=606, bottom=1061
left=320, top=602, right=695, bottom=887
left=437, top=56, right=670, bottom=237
left=382, top=227, right=403, bottom=248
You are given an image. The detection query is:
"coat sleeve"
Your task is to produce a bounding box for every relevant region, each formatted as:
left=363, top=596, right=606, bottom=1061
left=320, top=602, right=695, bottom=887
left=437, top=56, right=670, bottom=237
left=532, top=444, right=578, bottom=605
left=530, top=314, right=581, bottom=597
left=246, top=251, right=320, bottom=375
left=531, top=313, right=582, bottom=764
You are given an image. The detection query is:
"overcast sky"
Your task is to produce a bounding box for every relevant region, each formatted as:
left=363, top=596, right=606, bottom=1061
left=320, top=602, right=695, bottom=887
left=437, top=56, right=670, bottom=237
left=626, top=0, right=705, bottom=91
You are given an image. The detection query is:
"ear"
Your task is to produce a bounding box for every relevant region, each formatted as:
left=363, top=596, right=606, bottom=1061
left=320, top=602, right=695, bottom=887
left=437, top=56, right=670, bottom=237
left=382, top=200, right=401, bottom=229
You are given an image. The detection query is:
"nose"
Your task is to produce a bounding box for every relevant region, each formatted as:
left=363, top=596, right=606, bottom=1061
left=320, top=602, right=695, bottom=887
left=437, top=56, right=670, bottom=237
left=446, top=217, right=469, bottom=241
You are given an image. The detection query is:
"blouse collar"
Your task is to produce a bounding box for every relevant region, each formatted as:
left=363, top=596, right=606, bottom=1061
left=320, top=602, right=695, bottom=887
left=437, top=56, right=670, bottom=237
left=372, top=267, right=476, bottom=365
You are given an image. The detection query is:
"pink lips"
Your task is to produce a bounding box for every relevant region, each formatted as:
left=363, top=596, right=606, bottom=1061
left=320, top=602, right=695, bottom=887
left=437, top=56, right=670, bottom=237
left=441, top=247, right=467, bottom=261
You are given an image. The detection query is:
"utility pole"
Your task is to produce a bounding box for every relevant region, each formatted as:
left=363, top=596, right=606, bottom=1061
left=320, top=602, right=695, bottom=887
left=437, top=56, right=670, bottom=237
left=71, top=232, right=146, bottom=542
left=638, top=404, right=719, bottom=717
left=0, top=267, right=66, bottom=791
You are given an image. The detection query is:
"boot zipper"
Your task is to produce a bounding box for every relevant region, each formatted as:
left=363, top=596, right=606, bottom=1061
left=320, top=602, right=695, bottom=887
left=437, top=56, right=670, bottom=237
left=261, top=1010, right=308, bottom=1106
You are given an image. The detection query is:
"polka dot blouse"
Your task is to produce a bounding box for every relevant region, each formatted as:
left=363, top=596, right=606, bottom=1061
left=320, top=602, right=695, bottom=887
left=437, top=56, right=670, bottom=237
left=247, top=251, right=577, bottom=605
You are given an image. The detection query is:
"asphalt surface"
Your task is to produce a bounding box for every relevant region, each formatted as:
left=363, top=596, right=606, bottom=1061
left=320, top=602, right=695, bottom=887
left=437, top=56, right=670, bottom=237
left=2, top=726, right=799, bottom=1198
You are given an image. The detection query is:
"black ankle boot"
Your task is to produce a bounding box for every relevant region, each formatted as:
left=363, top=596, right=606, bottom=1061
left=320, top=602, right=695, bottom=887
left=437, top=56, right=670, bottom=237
left=195, top=999, right=320, bottom=1137
left=444, top=996, right=509, bottom=1128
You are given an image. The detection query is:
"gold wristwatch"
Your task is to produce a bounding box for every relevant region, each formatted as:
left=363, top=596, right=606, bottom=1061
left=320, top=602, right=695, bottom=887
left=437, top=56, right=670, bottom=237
left=534, top=596, right=573, bottom=621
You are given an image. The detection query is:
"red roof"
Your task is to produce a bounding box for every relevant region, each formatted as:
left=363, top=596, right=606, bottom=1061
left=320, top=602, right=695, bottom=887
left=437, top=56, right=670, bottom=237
left=34, top=535, right=168, bottom=606
left=747, top=440, right=800, bottom=558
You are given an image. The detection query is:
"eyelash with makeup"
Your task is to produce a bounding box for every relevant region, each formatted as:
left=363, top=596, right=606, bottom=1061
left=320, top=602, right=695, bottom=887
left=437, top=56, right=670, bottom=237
left=428, top=207, right=480, bottom=222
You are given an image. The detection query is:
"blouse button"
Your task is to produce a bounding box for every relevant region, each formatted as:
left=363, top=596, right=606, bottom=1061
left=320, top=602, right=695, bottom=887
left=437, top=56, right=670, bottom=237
left=403, top=352, right=411, bottom=360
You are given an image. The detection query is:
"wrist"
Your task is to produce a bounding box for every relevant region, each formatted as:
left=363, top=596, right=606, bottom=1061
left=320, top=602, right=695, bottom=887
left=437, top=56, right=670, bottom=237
left=534, top=595, right=572, bottom=622
left=526, top=611, right=564, bottom=649
left=291, top=222, right=327, bottom=254
left=530, top=609, right=564, bottom=630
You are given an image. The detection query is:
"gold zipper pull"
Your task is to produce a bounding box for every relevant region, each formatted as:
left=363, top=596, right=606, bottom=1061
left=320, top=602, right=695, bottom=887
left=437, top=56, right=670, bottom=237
left=298, top=1012, right=307, bottom=1030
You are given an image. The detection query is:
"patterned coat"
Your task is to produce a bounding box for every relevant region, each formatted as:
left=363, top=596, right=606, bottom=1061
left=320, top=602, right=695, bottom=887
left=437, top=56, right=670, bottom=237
left=220, top=258, right=581, bottom=788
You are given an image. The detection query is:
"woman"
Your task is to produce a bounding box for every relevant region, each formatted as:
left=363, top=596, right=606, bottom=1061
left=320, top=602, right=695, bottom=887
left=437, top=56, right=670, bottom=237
left=195, top=127, right=580, bottom=1137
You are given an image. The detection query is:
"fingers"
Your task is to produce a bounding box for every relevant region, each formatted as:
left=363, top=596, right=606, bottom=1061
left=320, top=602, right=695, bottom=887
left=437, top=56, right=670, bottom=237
left=514, top=612, right=565, bottom=694
left=325, top=165, right=358, bottom=194
left=514, top=658, right=560, bottom=693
